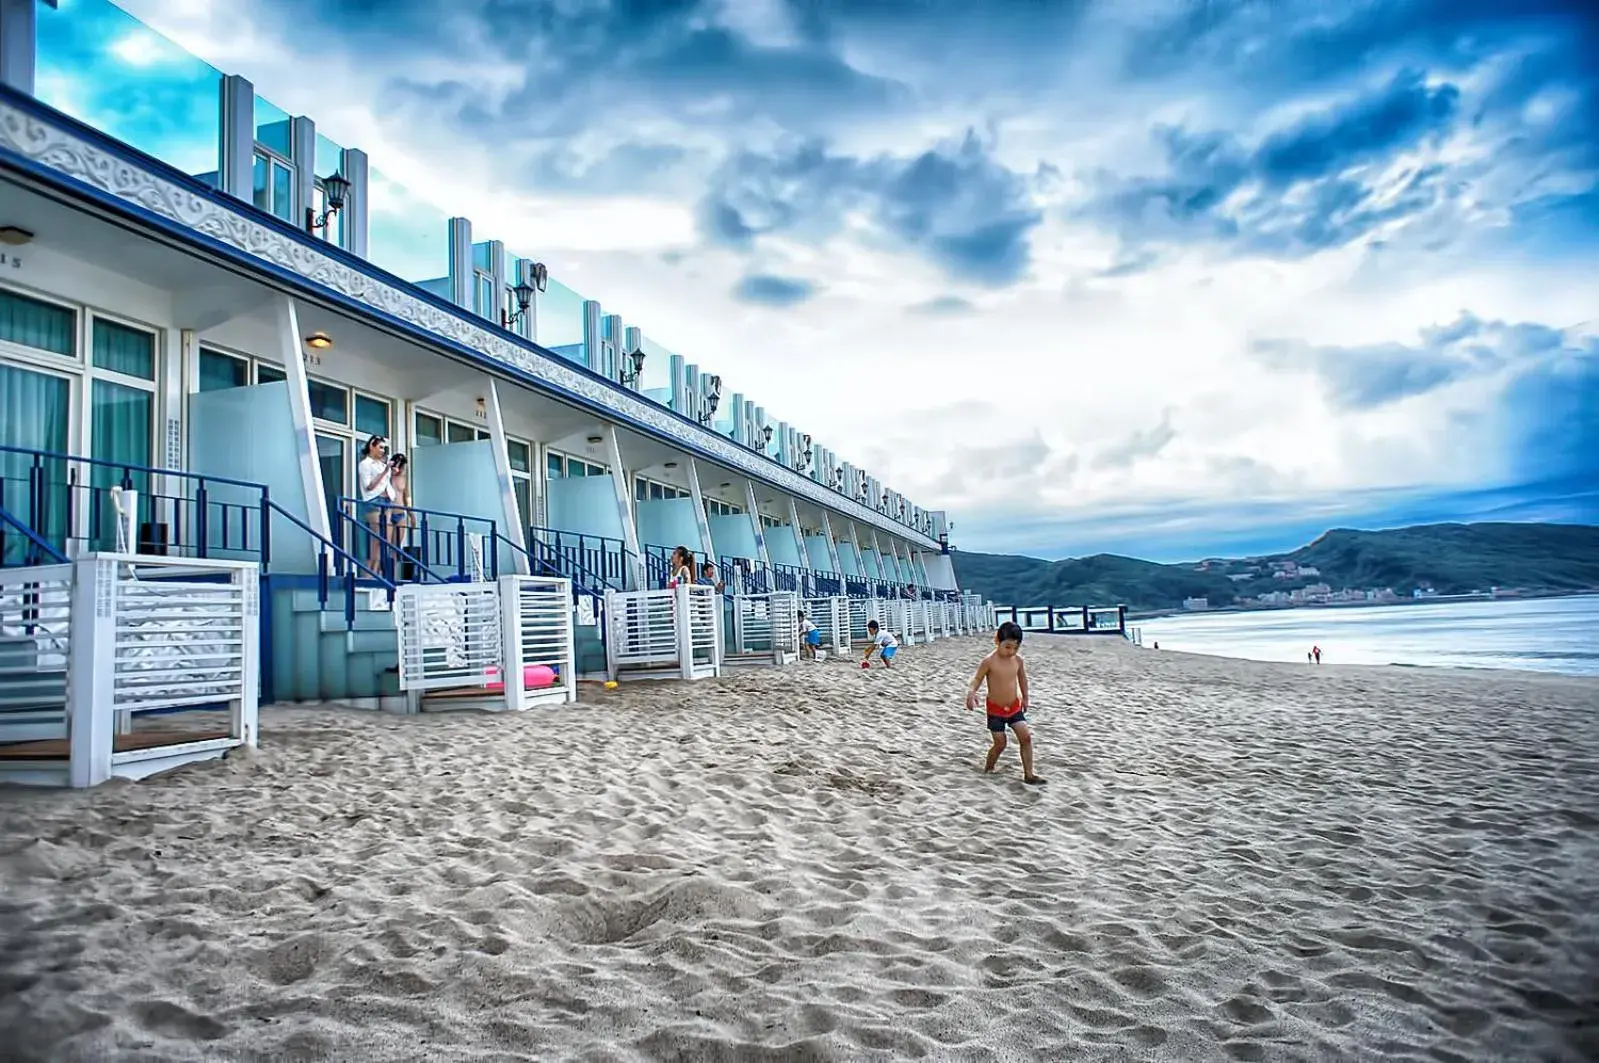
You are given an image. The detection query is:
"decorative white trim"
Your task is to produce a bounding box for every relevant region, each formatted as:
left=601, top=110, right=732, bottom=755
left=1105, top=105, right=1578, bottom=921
left=0, top=99, right=939, bottom=549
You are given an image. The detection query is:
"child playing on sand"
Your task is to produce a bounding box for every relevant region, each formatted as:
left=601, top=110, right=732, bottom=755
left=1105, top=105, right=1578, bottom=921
left=965, top=621, right=1045, bottom=785
left=798, top=611, right=822, bottom=660
left=862, top=620, right=897, bottom=668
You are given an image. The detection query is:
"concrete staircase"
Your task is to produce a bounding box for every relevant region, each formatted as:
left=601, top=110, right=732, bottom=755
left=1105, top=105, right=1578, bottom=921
left=269, top=584, right=402, bottom=705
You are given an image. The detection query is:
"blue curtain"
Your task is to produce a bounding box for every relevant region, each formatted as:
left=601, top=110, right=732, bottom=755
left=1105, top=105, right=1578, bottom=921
left=0, top=290, right=75, bottom=356
left=0, top=364, right=71, bottom=562
left=198, top=349, right=248, bottom=391
left=91, top=319, right=155, bottom=380
left=89, top=379, right=153, bottom=551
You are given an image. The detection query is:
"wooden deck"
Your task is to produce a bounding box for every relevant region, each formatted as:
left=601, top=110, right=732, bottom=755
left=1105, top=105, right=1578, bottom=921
left=0, top=730, right=232, bottom=761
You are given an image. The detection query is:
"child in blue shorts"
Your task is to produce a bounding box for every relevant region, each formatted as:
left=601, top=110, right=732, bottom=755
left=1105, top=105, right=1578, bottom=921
left=863, top=620, right=898, bottom=668
left=798, top=610, right=822, bottom=660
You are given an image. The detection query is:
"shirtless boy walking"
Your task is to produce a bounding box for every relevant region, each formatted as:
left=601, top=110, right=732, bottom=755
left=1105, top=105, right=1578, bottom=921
left=965, top=621, right=1045, bottom=785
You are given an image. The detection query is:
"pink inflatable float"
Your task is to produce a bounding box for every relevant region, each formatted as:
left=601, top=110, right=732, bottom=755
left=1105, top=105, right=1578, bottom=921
left=483, top=664, right=558, bottom=692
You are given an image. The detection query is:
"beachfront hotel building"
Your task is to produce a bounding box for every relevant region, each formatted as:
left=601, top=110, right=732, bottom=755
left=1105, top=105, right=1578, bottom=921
left=0, top=0, right=965, bottom=705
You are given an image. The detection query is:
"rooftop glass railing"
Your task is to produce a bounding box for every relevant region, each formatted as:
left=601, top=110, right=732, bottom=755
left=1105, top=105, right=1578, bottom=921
left=537, top=276, right=587, bottom=364
left=367, top=164, right=451, bottom=285
left=35, top=0, right=222, bottom=186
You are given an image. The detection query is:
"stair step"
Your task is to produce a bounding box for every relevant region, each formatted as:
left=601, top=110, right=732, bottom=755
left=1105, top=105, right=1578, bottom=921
left=317, top=607, right=397, bottom=636
left=345, top=627, right=397, bottom=654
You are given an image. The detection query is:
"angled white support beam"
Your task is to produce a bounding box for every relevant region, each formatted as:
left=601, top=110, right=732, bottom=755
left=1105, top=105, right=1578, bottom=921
left=744, top=480, right=772, bottom=573
left=819, top=512, right=844, bottom=575
left=684, top=458, right=717, bottom=563
left=274, top=296, right=332, bottom=542
left=602, top=425, right=645, bottom=590
left=482, top=379, right=528, bottom=573
left=0, top=0, right=39, bottom=95
left=787, top=498, right=811, bottom=570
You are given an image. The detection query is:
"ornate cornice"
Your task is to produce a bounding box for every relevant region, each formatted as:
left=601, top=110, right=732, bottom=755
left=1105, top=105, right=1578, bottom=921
left=0, top=97, right=939, bottom=549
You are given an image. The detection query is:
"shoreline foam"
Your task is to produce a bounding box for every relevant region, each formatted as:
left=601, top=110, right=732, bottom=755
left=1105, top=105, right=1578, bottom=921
left=3, top=636, right=1596, bottom=1061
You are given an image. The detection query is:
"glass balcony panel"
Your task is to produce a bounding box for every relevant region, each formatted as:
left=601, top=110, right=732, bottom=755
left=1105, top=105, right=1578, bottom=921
left=36, top=0, right=222, bottom=185
left=366, top=165, right=451, bottom=284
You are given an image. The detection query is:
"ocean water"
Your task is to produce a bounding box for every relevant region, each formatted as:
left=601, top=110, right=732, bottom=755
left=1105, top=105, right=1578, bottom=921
left=1134, top=596, right=1599, bottom=677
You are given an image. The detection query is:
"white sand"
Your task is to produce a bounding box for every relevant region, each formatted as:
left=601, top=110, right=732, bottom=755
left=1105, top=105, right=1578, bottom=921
left=2, top=636, right=1597, bottom=1062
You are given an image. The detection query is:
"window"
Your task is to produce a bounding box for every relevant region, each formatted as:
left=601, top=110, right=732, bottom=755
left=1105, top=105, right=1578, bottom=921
left=91, top=319, right=156, bottom=380
left=415, top=412, right=443, bottom=447
left=0, top=289, right=75, bottom=356
left=197, top=349, right=249, bottom=391
left=705, top=499, right=742, bottom=518
left=446, top=421, right=477, bottom=445
left=507, top=439, right=533, bottom=531
left=307, top=379, right=349, bottom=425
left=548, top=453, right=565, bottom=480
left=353, top=394, right=390, bottom=440
left=252, top=149, right=296, bottom=223
left=548, top=452, right=605, bottom=479
left=256, top=364, right=287, bottom=385
left=506, top=440, right=531, bottom=474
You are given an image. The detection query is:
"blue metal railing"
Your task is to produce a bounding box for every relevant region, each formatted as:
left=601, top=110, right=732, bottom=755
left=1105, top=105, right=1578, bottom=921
left=0, top=500, right=69, bottom=566
left=337, top=496, right=497, bottom=583
left=0, top=443, right=268, bottom=563
left=529, top=526, right=630, bottom=590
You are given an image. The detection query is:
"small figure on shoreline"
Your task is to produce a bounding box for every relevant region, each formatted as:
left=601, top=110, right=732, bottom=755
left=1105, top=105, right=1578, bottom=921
left=862, top=620, right=897, bottom=668
left=1310, top=645, right=1322, bottom=665
left=966, top=621, right=1045, bottom=785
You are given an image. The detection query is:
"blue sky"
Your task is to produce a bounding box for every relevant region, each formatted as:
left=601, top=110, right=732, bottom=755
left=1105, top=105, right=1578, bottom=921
left=68, top=0, right=1599, bottom=561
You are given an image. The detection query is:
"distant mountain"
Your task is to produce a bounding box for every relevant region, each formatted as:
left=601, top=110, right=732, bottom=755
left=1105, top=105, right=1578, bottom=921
left=952, top=522, right=1599, bottom=612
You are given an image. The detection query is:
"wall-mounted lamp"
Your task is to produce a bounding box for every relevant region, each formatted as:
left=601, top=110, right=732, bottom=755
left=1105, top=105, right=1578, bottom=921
left=585, top=434, right=603, bottom=445
left=760, top=425, right=774, bottom=449
left=663, top=461, right=678, bottom=470
left=304, top=332, right=333, bottom=350
left=620, top=346, right=646, bottom=387
left=305, top=171, right=351, bottom=235
left=719, top=482, right=732, bottom=489
left=699, top=392, right=720, bottom=425
left=0, top=226, right=34, bottom=246
left=502, top=261, right=549, bottom=330
left=475, top=396, right=487, bottom=420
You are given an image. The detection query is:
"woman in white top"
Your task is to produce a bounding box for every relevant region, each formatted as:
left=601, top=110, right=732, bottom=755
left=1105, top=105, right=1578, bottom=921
left=356, top=435, right=393, bottom=572
left=667, top=545, right=694, bottom=588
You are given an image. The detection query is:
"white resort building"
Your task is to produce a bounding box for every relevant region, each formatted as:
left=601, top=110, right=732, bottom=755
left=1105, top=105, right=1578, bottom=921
left=0, top=0, right=995, bottom=786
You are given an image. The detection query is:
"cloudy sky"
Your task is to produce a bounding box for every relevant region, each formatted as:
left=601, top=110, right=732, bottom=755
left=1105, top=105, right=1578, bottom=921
left=73, top=0, right=1599, bottom=560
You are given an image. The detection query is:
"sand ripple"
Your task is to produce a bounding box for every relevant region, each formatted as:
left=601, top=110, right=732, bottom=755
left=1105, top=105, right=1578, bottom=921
left=2, top=637, right=1597, bottom=1061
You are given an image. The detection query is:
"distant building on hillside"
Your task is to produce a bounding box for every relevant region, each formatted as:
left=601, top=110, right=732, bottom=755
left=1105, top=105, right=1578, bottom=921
left=1183, top=596, right=1210, bottom=611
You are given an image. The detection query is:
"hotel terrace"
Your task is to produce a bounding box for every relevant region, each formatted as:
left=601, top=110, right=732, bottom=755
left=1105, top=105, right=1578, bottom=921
left=0, top=0, right=988, bottom=781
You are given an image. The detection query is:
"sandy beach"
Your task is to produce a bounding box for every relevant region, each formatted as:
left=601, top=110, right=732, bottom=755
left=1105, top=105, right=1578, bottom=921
left=2, top=636, right=1596, bottom=1061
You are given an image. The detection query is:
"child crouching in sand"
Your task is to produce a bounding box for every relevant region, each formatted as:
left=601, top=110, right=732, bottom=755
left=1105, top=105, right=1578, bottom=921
left=965, top=621, right=1045, bottom=785
left=862, top=620, right=898, bottom=668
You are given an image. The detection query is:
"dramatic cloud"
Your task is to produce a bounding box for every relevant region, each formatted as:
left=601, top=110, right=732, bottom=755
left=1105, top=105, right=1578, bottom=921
left=100, top=0, right=1599, bottom=560
left=700, top=131, right=1043, bottom=285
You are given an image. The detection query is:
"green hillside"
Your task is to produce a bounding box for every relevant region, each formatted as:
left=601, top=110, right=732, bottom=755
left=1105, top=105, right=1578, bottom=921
left=951, top=522, right=1599, bottom=611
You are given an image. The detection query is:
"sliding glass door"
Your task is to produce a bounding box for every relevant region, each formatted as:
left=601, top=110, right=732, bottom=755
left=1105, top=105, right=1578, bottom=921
left=88, top=378, right=154, bottom=552
left=0, top=363, right=71, bottom=563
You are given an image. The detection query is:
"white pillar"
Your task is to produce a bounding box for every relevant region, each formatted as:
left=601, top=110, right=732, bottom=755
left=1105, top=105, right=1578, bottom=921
left=274, top=297, right=331, bottom=542
left=744, top=480, right=773, bottom=574
left=289, top=115, right=317, bottom=232
left=684, top=458, right=716, bottom=563
left=342, top=147, right=370, bottom=257
left=848, top=522, right=867, bottom=580
left=602, top=425, right=645, bottom=589
left=482, top=379, right=527, bottom=573
left=218, top=74, right=255, bottom=203
left=819, top=512, right=844, bottom=576
left=787, top=498, right=811, bottom=570
left=0, top=0, right=38, bottom=96
left=69, top=556, right=116, bottom=788
left=448, top=217, right=473, bottom=310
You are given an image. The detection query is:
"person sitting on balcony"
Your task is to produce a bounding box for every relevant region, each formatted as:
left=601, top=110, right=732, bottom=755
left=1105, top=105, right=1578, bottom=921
left=699, top=560, right=724, bottom=593
left=356, top=435, right=395, bottom=572
left=668, top=545, right=694, bottom=588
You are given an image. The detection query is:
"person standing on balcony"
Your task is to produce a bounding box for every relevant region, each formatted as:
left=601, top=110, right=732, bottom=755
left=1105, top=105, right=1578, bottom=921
left=386, top=452, right=414, bottom=558
left=356, top=435, right=394, bottom=573
left=668, top=545, right=694, bottom=588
